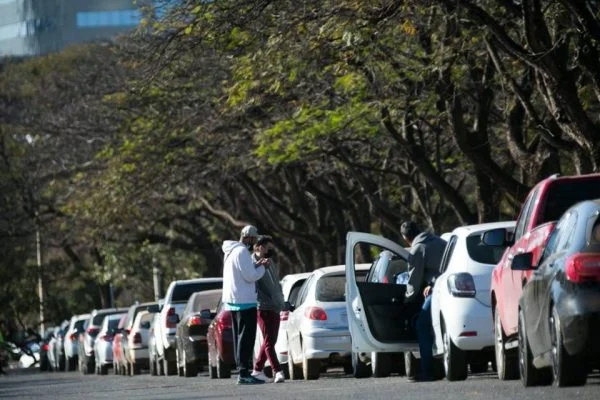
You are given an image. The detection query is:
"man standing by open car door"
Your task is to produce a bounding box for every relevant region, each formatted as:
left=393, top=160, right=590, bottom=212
left=401, top=221, right=447, bottom=382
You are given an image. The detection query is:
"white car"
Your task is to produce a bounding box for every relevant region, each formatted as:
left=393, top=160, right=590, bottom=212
left=153, top=278, right=222, bottom=375
left=286, top=264, right=370, bottom=380
left=64, top=313, right=89, bottom=371
left=127, top=310, right=155, bottom=375
left=93, top=313, right=126, bottom=375
left=431, top=221, right=515, bottom=380
left=253, top=272, right=311, bottom=376
left=345, top=232, right=435, bottom=379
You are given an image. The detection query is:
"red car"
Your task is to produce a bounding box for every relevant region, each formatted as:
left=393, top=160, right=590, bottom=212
left=112, top=314, right=128, bottom=375
left=484, top=173, right=600, bottom=380
left=206, top=301, right=235, bottom=379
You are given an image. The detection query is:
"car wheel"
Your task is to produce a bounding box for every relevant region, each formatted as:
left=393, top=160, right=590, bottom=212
left=66, top=356, right=75, bottom=372
left=302, top=357, right=320, bottom=380
left=288, top=342, right=303, bottom=380
left=100, top=364, right=108, bottom=375
left=164, top=357, right=177, bottom=376
left=442, top=325, right=467, bottom=381
left=518, top=309, right=552, bottom=386
left=404, top=351, right=420, bottom=380
left=216, top=356, right=230, bottom=379
left=494, top=305, right=518, bottom=380
left=343, top=361, right=353, bottom=375
left=183, top=350, right=197, bottom=377
left=59, top=355, right=66, bottom=371
left=352, top=351, right=371, bottom=379
left=550, top=306, right=587, bottom=386
left=371, top=352, right=392, bottom=378
left=176, top=349, right=184, bottom=377
left=208, top=355, right=217, bottom=379
left=149, top=356, right=156, bottom=376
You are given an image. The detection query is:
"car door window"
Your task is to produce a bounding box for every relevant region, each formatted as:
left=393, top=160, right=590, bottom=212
left=540, top=212, right=570, bottom=263
left=556, top=211, right=578, bottom=251
left=439, top=235, right=457, bottom=273
left=294, top=276, right=314, bottom=307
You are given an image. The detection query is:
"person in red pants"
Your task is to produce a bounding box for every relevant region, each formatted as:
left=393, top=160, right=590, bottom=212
left=251, top=236, right=286, bottom=383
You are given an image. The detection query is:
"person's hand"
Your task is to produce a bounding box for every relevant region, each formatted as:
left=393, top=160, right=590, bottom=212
left=257, top=258, right=271, bottom=267
left=423, top=285, right=432, bottom=297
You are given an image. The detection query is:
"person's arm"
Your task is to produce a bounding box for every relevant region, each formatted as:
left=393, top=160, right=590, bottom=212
left=407, top=246, right=425, bottom=298
left=238, top=250, right=265, bottom=283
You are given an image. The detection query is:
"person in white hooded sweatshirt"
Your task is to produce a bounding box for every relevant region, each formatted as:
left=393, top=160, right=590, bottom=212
left=222, top=225, right=270, bottom=385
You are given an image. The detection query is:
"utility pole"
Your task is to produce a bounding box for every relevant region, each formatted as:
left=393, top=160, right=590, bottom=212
left=35, top=211, right=45, bottom=337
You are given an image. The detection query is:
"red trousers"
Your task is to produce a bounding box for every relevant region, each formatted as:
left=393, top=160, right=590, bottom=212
left=254, top=309, right=281, bottom=373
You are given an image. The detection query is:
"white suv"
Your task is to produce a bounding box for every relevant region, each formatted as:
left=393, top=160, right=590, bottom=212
left=153, top=278, right=222, bottom=375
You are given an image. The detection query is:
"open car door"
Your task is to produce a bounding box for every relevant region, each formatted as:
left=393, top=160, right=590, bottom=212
left=345, top=232, right=420, bottom=353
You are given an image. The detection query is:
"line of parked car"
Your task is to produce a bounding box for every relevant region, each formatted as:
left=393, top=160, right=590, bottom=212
left=344, top=172, right=600, bottom=387
left=36, top=173, right=600, bottom=388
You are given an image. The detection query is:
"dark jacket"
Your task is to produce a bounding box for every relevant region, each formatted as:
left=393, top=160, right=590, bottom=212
left=252, top=253, right=285, bottom=313
left=406, top=232, right=447, bottom=299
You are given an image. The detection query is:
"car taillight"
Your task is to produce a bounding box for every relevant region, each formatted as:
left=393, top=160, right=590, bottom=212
left=166, top=307, right=177, bottom=328
left=382, top=276, right=389, bottom=284
left=280, top=311, right=289, bottom=321
left=133, top=332, right=142, bottom=344
left=447, top=273, right=476, bottom=297
left=565, top=253, right=600, bottom=283
left=87, top=327, right=100, bottom=337
left=100, top=334, right=113, bottom=342
left=304, top=307, right=327, bottom=321
left=69, top=333, right=77, bottom=341
left=187, top=316, right=202, bottom=327
left=217, top=311, right=232, bottom=330
left=42, top=343, right=49, bottom=351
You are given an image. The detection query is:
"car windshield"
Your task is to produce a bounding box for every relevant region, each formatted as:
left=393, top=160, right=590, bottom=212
left=172, top=281, right=223, bottom=302
left=316, top=271, right=366, bottom=302
left=108, top=318, right=120, bottom=331
left=74, top=319, right=85, bottom=332
left=466, top=234, right=506, bottom=265
left=541, top=180, right=600, bottom=224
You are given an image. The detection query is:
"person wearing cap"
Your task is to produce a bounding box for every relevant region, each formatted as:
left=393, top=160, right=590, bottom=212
left=221, top=225, right=269, bottom=385
left=401, top=220, right=447, bottom=382
left=250, top=236, right=286, bottom=383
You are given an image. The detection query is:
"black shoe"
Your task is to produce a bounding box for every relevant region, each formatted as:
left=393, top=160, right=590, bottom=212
left=407, top=373, right=434, bottom=382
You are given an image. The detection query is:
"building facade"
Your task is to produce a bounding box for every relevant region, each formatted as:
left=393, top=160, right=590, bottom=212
left=0, top=0, right=146, bottom=57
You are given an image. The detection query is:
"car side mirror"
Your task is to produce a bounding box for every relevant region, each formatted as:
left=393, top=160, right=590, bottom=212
left=482, top=228, right=509, bottom=247
left=511, top=252, right=535, bottom=271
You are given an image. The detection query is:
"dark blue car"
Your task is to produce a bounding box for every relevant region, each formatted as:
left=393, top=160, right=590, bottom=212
left=512, top=199, right=600, bottom=387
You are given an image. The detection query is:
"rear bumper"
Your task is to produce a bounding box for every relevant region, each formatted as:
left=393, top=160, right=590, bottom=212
left=185, top=338, right=208, bottom=364
left=302, top=329, right=352, bottom=360
left=556, top=286, right=600, bottom=357
left=444, top=299, right=494, bottom=351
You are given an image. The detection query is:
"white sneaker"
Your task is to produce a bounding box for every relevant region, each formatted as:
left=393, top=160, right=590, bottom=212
left=251, top=370, right=269, bottom=382
left=274, top=371, right=285, bottom=383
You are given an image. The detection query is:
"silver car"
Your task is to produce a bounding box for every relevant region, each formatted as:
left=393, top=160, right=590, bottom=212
left=286, top=264, right=370, bottom=380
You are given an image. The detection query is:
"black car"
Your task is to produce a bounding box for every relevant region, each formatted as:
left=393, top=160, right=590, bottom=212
left=512, top=199, right=600, bottom=387
left=175, top=289, right=222, bottom=377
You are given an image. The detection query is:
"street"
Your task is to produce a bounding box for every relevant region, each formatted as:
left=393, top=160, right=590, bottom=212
left=1, top=367, right=599, bottom=400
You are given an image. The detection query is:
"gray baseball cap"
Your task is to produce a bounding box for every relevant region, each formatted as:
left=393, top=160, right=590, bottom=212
left=240, top=225, right=259, bottom=239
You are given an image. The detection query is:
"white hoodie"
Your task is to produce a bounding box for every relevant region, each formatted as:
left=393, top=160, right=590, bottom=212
left=221, top=240, right=265, bottom=305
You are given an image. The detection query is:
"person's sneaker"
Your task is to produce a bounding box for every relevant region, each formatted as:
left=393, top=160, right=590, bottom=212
left=273, top=371, right=285, bottom=383
left=407, top=373, right=434, bottom=382
left=237, top=375, right=266, bottom=385
left=251, top=370, right=269, bottom=382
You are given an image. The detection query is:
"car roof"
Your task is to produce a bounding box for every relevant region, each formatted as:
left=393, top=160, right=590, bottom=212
left=281, top=272, right=312, bottom=283
left=450, top=221, right=516, bottom=237
left=312, top=263, right=370, bottom=276
left=170, top=277, right=223, bottom=285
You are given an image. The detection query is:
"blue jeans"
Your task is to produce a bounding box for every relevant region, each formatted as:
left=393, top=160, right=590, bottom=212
left=416, top=295, right=433, bottom=376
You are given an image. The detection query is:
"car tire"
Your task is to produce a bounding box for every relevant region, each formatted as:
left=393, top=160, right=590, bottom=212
left=518, top=309, right=552, bottom=387
left=550, top=306, right=587, bottom=387
left=494, top=305, right=519, bottom=380
left=208, top=356, right=217, bottom=379
left=58, top=355, right=66, bottom=371
left=404, top=351, right=420, bottom=380
left=442, top=326, right=467, bottom=381
left=288, top=343, right=303, bottom=380
left=216, top=356, right=230, bottom=379
left=371, top=352, right=392, bottom=378
left=183, top=350, right=197, bottom=377
left=100, top=364, right=108, bottom=375
left=302, top=357, right=320, bottom=380
left=66, top=356, right=75, bottom=372
left=149, top=356, right=156, bottom=376
left=164, top=357, right=177, bottom=376
left=394, top=352, right=406, bottom=376
left=133, top=362, right=142, bottom=376
left=352, top=351, right=371, bottom=379
left=176, top=349, right=184, bottom=377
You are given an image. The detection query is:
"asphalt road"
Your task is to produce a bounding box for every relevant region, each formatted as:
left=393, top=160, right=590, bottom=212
left=1, top=367, right=599, bottom=400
